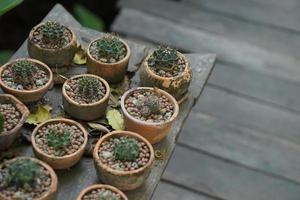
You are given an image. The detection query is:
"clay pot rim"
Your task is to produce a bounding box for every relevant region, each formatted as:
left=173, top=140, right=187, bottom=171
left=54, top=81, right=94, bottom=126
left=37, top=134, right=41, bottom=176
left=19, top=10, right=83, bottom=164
left=93, top=130, right=155, bottom=176
left=0, top=58, right=53, bottom=94
left=31, top=118, right=88, bottom=160
left=0, top=94, right=29, bottom=137
left=87, top=36, right=131, bottom=66
left=144, top=50, right=190, bottom=80
left=76, top=184, right=128, bottom=200
left=28, top=21, right=77, bottom=51
left=62, top=74, right=110, bottom=106
left=0, top=156, right=58, bottom=200
left=121, top=87, right=179, bottom=126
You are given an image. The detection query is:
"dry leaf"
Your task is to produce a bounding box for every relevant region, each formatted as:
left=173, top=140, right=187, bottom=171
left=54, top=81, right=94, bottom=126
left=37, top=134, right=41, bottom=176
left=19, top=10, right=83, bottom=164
left=26, top=105, right=51, bottom=125
left=88, top=122, right=110, bottom=134
left=106, top=109, right=124, bottom=131
left=73, top=42, right=87, bottom=65
left=53, top=73, right=68, bottom=85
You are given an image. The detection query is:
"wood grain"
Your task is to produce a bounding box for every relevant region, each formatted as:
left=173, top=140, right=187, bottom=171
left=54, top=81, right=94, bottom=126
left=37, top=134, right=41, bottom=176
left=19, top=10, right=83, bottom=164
left=163, top=146, right=300, bottom=200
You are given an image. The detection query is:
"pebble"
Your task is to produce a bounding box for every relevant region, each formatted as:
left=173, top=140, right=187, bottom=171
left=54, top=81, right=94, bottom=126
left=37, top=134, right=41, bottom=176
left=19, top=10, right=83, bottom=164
left=82, top=188, right=122, bottom=200
left=89, top=40, right=127, bottom=63
left=1, top=64, right=49, bottom=90
left=98, top=136, right=151, bottom=172
left=34, top=122, right=85, bottom=157
left=65, top=77, right=106, bottom=104
left=148, top=55, right=186, bottom=77
left=125, top=90, right=174, bottom=123
left=31, top=25, right=72, bottom=49
left=0, top=103, right=21, bottom=132
left=0, top=159, right=53, bottom=200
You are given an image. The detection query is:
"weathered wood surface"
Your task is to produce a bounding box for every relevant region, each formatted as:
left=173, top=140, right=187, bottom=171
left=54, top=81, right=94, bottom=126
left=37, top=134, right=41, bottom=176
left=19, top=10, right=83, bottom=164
left=112, top=7, right=300, bottom=83
left=118, top=0, right=300, bottom=113
left=4, top=4, right=216, bottom=200
left=183, top=0, right=300, bottom=32
left=153, top=181, right=215, bottom=200
left=162, top=146, right=300, bottom=200
left=114, top=1, right=300, bottom=199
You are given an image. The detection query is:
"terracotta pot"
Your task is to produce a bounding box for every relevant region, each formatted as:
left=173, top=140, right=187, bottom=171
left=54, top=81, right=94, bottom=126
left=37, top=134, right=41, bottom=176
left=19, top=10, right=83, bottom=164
left=62, top=74, right=110, bottom=121
left=31, top=118, right=88, bottom=170
left=121, top=87, right=179, bottom=144
left=0, top=94, right=29, bottom=150
left=0, top=156, right=58, bottom=200
left=27, top=21, right=77, bottom=72
left=140, top=51, right=192, bottom=100
left=0, top=58, right=53, bottom=103
left=86, top=37, right=131, bottom=83
left=93, top=131, right=154, bottom=191
left=76, top=184, right=128, bottom=200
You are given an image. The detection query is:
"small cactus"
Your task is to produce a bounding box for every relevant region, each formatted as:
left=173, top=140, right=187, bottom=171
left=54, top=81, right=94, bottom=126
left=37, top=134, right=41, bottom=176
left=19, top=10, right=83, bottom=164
left=136, top=94, right=161, bottom=117
left=96, top=34, right=126, bottom=61
left=11, top=60, right=36, bottom=87
left=114, top=138, right=140, bottom=161
left=0, top=113, right=4, bottom=134
left=47, top=128, right=71, bottom=149
left=98, top=190, right=118, bottom=200
left=78, top=76, right=104, bottom=100
left=6, top=159, right=41, bottom=188
left=148, top=47, right=179, bottom=70
left=40, top=21, right=67, bottom=46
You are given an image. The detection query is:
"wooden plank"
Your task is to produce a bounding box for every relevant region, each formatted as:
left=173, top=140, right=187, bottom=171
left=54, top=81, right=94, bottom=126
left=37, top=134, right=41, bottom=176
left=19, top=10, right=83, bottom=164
left=153, top=181, right=216, bottom=200
left=208, top=62, right=300, bottom=113
left=119, top=0, right=300, bottom=60
left=162, top=146, right=300, bottom=200
left=182, top=0, right=300, bottom=32
left=179, top=111, right=300, bottom=184
left=6, top=4, right=216, bottom=200
left=196, top=86, right=300, bottom=145
left=112, top=8, right=300, bottom=83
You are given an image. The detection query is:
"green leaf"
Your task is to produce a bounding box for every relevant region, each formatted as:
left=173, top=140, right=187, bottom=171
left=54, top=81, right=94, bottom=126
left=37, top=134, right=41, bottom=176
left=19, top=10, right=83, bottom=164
left=0, top=50, right=13, bottom=65
left=106, top=109, right=124, bottom=131
left=26, top=105, right=51, bottom=125
left=73, top=4, right=105, bottom=31
left=0, top=0, right=23, bottom=16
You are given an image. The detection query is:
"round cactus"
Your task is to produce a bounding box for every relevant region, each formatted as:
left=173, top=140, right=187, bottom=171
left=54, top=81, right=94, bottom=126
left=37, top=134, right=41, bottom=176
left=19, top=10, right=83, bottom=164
left=148, top=47, right=179, bottom=70
left=98, top=190, right=119, bottom=200
left=96, top=34, right=126, bottom=61
left=136, top=94, right=161, bottom=117
left=5, top=159, right=41, bottom=188
left=78, top=76, right=104, bottom=100
left=114, top=138, right=140, bottom=161
left=40, top=21, right=67, bottom=47
left=46, top=128, right=71, bottom=149
left=11, top=60, right=36, bottom=87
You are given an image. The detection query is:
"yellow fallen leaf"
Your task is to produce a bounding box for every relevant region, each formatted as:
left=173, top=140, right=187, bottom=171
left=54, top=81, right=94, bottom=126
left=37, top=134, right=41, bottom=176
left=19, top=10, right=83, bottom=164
left=73, top=42, right=87, bottom=65
left=106, top=109, right=124, bottom=131
left=26, top=105, right=51, bottom=125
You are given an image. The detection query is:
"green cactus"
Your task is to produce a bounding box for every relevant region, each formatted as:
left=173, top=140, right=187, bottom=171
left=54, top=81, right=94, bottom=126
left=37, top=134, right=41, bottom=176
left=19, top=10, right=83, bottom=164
left=0, top=113, right=4, bottom=134
left=47, top=128, right=71, bottom=149
left=78, top=76, right=104, bottom=100
left=6, top=159, right=41, bottom=188
left=40, top=21, right=67, bottom=46
left=98, top=190, right=119, bottom=200
left=148, top=47, right=179, bottom=70
left=136, top=94, right=161, bottom=117
left=114, top=138, right=140, bottom=161
left=11, top=60, right=36, bottom=87
left=96, top=35, right=126, bottom=61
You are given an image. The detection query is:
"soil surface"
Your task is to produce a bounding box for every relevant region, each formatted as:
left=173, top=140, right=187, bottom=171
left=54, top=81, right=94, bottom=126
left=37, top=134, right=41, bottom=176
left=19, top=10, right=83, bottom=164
left=0, top=103, right=21, bottom=132
left=99, top=136, right=151, bottom=172
left=35, top=122, right=85, bottom=157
